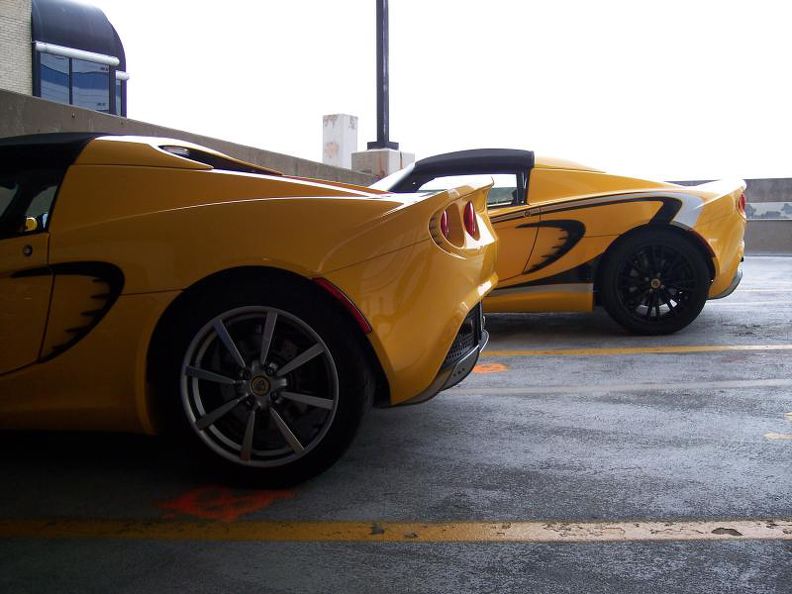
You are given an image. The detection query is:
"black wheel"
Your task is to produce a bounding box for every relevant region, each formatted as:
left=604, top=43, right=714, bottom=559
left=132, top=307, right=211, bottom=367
left=160, top=279, right=372, bottom=486
left=599, top=229, right=711, bottom=335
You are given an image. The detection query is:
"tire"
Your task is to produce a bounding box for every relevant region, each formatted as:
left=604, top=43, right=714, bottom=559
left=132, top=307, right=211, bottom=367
left=159, top=279, right=372, bottom=486
left=598, top=228, right=711, bottom=335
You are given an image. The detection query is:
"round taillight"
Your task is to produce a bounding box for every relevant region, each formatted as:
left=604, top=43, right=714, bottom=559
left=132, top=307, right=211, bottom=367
left=463, top=201, right=478, bottom=237
left=440, top=209, right=450, bottom=238
left=738, top=193, right=746, bottom=215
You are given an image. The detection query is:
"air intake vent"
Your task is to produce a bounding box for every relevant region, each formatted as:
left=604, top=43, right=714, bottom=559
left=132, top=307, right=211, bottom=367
left=160, top=145, right=282, bottom=176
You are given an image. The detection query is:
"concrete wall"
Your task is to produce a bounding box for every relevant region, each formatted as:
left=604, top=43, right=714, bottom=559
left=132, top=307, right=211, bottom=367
left=675, top=178, right=792, bottom=204
left=0, top=89, right=377, bottom=185
left=0, top=0, right=32, bottom=95
left=744, top=221, right=791, bottom=254
left=0, top=89, right=788, bottom=252
left=728, top=179, right=791, bottom=254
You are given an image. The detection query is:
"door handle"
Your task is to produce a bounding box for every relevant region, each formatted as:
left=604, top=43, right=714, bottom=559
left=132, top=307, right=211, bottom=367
left=22, top=244, right=33, bottom=257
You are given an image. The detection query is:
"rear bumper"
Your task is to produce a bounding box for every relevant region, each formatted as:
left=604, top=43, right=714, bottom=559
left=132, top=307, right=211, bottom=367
left=325, top=230, right=498, bottom=406
left=397, top=305, right=488, bottom=406
left=710, top=263, right=743, bottom=299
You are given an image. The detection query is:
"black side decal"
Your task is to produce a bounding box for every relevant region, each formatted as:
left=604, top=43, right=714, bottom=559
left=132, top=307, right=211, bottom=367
left=15, top=262, right=125, bottom=361
left=45, top=262, right=124, bottom=360
left=649, top=197, right=684, bottom=224
left=489, top=194, right=684, bottom=225
left=537, top=195, right=683, bottom=221
left=490, top=209, right=530, bottom=224
left=518, top=220, right=585, bottom=275
left=495, top=256, right=602, bottom=290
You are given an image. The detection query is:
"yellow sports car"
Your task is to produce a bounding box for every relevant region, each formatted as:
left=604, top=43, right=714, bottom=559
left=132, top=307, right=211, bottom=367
left=376, top=149, right=746, bottom=334
left=0, top=133, right=497, bottom=484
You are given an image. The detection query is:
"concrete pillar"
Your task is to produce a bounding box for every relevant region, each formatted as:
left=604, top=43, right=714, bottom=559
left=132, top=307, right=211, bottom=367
left=322, top=114, right=358, bottom=169
left=0, top=0, right=33, bottom=95
left=351, top=148, right=415, bottom=180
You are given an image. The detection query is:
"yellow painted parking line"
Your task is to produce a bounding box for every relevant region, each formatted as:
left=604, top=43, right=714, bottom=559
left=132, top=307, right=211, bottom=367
left=765, top=433, right=792, bottom=441
left=709, top=301, right=791, bottom=306
left=0, top=518, right=790, bottom=543
left=482, top=345, right=792, bottom=358
left=450, top=378, right=792, bottom=397
left=736, top=288, right=792, bottom=292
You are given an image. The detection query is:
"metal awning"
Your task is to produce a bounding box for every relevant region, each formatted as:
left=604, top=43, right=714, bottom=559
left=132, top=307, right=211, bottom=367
left=31, top=0, right=126, bottom=69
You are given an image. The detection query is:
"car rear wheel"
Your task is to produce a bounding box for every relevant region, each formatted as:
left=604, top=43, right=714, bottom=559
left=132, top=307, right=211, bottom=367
left=599, top=229, right=711, bottom=335
left=163, top=281, right=372, bottom=486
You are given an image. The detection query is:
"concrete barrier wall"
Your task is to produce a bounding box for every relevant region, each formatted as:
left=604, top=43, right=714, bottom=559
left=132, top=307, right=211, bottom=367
left=1, top=89, right=788, bottom=253
left=675, top=178, right=792, bottom=203
left=745, top=221, right=791, bottom=254
left=0, top=89, right=377, bottom=185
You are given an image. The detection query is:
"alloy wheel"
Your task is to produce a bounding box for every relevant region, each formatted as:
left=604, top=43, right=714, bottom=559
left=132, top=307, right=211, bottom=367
left=616, top=244, right=699, bottom=323
left=180, top=306, right=339, bottom=468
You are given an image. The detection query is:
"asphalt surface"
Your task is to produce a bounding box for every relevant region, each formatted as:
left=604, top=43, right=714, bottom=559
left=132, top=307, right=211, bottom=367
left=1, top=256, right=791, bottom=593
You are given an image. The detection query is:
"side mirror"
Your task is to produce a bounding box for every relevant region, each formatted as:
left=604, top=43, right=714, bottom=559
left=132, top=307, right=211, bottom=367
left=24, top=217, right=39, bottom=233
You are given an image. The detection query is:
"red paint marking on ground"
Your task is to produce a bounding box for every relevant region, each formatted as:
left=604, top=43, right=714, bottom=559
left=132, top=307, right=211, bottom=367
left=157, top=486, right=295, bottom=522
left=473, top=362, right=508, bottom=374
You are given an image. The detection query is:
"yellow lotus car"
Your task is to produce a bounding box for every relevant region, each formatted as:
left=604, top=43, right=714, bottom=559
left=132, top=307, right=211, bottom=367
left=0, top=133, right=497, bottom=484
left=376, top=149, right=746, bottom=334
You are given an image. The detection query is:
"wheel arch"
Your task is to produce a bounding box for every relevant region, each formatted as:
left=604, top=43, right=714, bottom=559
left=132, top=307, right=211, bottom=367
left=145, top=265, right=389, bottom=431
left=593, top=223, right=715, bottom=303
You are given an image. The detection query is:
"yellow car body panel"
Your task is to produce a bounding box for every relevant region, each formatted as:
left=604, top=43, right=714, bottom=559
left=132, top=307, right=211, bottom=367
left=379, top=149, right=746, bottom=331
left=0, top=135, right=497, bottom=434
left=0, top=235, right=52, bottom=373
left=0, top=291, right=177, bottom=433
left=485, top=167, right=746, bottom=313
left=326, top=216, right=498, bottom=405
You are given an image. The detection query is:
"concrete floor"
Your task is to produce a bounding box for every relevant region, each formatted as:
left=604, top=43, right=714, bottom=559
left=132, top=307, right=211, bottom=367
left=1, top=256, right=791, bottom=593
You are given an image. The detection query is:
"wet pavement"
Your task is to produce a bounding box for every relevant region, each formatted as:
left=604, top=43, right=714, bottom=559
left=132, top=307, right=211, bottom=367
left=1, top=256, right=791, bottom=593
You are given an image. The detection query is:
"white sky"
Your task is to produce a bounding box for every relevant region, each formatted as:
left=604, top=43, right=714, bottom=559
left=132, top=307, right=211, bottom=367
left=93, top=0, right=792, bottom=180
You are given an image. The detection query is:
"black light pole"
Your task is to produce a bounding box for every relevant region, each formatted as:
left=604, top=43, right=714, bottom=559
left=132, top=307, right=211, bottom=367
left=367, top=0, right=399, bottom=150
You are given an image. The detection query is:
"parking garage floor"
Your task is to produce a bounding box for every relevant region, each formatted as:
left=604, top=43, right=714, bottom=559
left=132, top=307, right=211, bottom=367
left=1, top=256, right=791, bottom=593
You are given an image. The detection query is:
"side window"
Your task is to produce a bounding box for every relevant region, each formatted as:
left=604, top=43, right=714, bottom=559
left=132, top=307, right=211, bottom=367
left=418, top=173, right=520, bottom=208
left=0, top=180, right=19, bottom=219
left=0, top=171, right=59, bottom=238
left=26, top=185, right=58, bottom=230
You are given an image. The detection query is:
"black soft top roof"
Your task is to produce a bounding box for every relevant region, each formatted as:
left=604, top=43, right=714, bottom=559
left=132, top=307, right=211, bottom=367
left=0, top=132, right=104, bottom=171
left=412, top=148, right=535, bottom=176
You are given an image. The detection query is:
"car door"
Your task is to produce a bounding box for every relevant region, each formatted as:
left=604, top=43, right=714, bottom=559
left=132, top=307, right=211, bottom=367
left=415, top=171, right=539, bottom=282
left=0, top=170, right=57, bottom=374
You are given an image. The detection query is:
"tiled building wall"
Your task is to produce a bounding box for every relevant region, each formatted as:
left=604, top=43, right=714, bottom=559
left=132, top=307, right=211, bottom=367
left=0, top=0, right=32, bottom=95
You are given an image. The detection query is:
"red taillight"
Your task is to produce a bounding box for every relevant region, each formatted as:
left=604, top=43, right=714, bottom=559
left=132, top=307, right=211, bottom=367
left=312, top=278, right=372, bottom=334
left=440, top=210, right=450, bottom=239
left=738, top=193, right=746, bottom=215
left=463, top=201, right=479, bottom=237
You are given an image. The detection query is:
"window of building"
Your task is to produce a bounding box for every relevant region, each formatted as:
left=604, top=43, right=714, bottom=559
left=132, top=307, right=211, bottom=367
left=31, top=0, right=128, bottom=116
left=72, top=58, right=110, bottom=112
left=40, top=53, right=69, bottom=105
left=114, top=79, right=123, bottom=116
left=34, top=51, right=125, bottom=115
